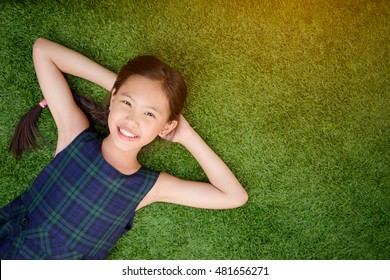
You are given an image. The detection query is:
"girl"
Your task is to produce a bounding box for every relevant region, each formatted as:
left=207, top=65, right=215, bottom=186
left=0, top=38, right=247, bottom=259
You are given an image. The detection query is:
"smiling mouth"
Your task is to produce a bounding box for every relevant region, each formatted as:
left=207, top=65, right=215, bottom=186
left=118, top=127, right=139, bottom=139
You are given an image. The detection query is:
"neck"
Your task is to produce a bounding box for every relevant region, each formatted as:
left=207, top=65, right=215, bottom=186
left=101, top=136, right=141, bottom=175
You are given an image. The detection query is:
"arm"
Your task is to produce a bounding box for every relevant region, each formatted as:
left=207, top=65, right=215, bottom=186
left=138, top=115, right=248, bottom=210
left=32, top=38, right=117, bottom=153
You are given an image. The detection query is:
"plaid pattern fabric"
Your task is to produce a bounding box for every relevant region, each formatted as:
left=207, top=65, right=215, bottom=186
left=0, top=128, right=159, bottom=259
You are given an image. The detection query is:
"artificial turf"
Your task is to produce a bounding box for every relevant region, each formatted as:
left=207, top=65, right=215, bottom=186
left=0, top=0, right=389, bottom=259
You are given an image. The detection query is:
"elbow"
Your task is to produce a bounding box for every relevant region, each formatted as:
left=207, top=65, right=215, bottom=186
left=237, top=191, right=249, bottom=207
left=33, top=37, right=45, bottom=52
left=32, top=38, right=50, bottom=58
left=228, top=190, right=248, bottom=209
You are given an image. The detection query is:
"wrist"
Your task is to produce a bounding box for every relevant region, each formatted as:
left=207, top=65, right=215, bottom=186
left=178, top=127, right=200, bottom=148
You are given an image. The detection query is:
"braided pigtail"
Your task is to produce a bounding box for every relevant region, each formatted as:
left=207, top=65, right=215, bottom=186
left=9, top=100, right=47, bottom=160
left=10, top=93, right=109, bottom=159
left=72, top=92, right=109, bottom=130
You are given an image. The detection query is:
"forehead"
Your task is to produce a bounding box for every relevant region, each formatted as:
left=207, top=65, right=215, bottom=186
left=118, top=75, right=169, bottom=110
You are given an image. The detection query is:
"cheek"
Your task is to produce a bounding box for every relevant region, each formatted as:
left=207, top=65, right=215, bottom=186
left=107, top=110, right=119, bottom=132
left=143, top=121, right=162, bottom=135
left=140, top=120, right=166, bottom=138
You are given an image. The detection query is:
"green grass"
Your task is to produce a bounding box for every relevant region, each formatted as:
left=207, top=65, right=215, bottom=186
left=0, top=0, right=389, bottom=259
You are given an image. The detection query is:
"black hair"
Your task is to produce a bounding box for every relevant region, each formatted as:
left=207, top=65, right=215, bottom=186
left=10, top=55, right=187, bottom=159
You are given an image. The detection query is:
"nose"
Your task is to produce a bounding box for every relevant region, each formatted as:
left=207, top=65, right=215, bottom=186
left=125, top=111, right=140, bottom=129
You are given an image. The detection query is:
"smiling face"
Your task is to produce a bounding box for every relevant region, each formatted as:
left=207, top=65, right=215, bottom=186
left=107, top=75, right=177, bottom=153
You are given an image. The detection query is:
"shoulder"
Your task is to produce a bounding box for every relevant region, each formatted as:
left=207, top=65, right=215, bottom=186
left=55, top=127, right=101, bottom=156
left=137, top=165, right=160, bottom=178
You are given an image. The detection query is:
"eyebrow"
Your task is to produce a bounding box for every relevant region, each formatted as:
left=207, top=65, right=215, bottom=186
left=122, top=93, right=162, bottom=114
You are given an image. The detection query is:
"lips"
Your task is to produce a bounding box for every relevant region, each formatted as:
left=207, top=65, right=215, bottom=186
left=118, top=127, right=139, bottom=140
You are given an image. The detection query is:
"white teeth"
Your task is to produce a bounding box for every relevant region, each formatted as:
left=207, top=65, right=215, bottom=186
left=120, top=128, right=137, bottom=138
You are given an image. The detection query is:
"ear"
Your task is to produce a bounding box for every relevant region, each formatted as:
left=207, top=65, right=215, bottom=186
left=159, top=120, right=178, bottom=138
left=109, top=88, right=117, bottom=111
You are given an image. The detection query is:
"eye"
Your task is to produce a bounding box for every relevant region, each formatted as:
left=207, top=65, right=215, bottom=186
left=122, top=100, right=132, bottom=107
left=145, top=112, right=156, bottom=118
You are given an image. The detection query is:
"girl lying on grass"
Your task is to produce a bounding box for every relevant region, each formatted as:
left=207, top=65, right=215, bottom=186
left=0, top=38, right=247, bottom=259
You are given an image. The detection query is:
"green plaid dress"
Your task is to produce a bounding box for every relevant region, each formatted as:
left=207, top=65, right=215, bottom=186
left=0, top=128, right=159, bottom=259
